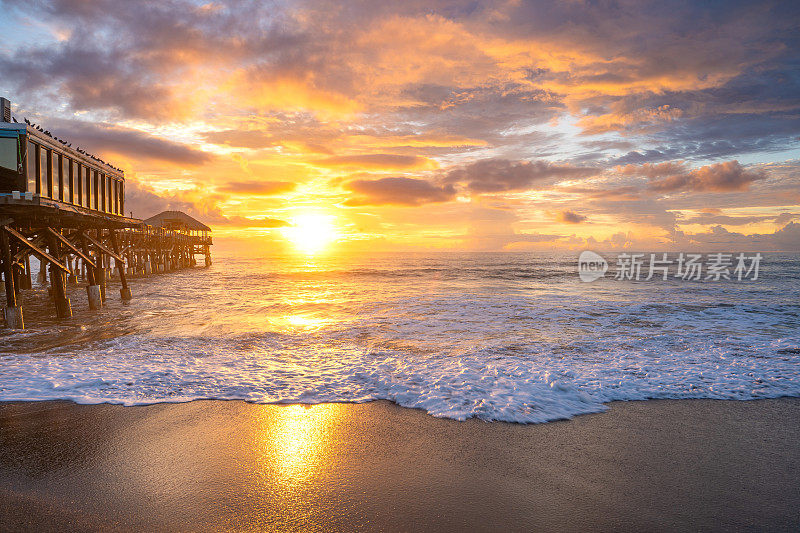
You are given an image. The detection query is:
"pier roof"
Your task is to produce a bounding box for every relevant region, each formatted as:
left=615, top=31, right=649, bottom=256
left=142, top=210, right=211, bottom=232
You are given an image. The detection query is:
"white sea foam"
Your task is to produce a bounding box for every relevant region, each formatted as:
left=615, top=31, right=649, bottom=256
left=1, top=253, right=798, bottom=422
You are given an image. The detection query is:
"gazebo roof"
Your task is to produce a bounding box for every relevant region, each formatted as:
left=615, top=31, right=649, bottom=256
left=142, top=211, right=211, bottom=232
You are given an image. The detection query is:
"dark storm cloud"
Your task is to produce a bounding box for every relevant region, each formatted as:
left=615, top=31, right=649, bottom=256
left=344, top=177, right=456, bottom=206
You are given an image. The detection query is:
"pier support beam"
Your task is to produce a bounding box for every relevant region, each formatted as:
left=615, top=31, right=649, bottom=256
left=1, top=229, right=24, bottom=329
left=47, top=232, right=72, bottom=319
left=11, top=240, right=22, bottom=301
left=37, top=255, right=47, bottom=284
left=79, top=233, right=101, bottom=310
left=67, top=256, right=78, bottom=286
left=20, top=255, right=33, bottom=290
left=95, top=263, right=106, bottom=303
left=4, top=305, right=23, bottom=329
left=87, top=284, right=102, bottom=309
left=110, top=231, right=132, bottom=301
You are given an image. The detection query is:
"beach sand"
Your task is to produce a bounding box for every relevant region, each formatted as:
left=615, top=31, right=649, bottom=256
left=1, top=398, right=798, bottom=532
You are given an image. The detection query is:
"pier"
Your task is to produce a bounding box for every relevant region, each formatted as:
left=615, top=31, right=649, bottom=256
left=0, top=99, right=211, bottom=329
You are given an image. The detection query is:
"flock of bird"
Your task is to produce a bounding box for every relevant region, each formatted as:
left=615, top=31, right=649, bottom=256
left=11, top=115, right=123, bottom=173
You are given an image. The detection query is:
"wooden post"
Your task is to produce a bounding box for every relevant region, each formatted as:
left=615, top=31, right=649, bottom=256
left=110, top=230, right=132, bottom=301
left=80, top=232, right=101, bottom=310
left=21, top=254, right=33, bottom=290
left=37, top=253, right=47, bottom=284
left=1, top=228, right=24, bottom=329
left=47, top=231, right=72, bottom=319
left=67, top=255, right=78, bottom=285
left=12, top=263, right=22, bottom=301
left=95, top=260, right=106, bottom=302
left=10, top=239, right=22, bottom=300
left=95, top=230, right=106, bottom=302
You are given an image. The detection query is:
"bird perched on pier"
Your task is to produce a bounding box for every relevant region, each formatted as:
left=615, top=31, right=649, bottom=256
left=24, top=118, right=30, bottom=125
left=12, top=117, right=17, bottom=123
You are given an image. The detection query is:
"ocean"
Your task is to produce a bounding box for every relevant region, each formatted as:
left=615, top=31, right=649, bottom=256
left=1, top=251, right=798, bottom=423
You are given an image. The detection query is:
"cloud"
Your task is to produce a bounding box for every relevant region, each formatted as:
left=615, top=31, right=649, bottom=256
left=476, top=232, right=566, bottom=251
left=126, top=180, right=290, bottom=229
left=775, top=212, right=800, bottom=225
left=1, top=0, right=798, bottom=251
left=445, top=159, right=596, bottom=193
left=217, top=181, right=297, bottom=195
left=215, top=216, right=290, bottom=228
left=618, top=162, right=687, bottom=179
left=45, top=119, right=213, bottom=166
left=314, top=154, right=437, bottom=170
left=679, top=213, right=772, bottom=226
left=125, top=179, right=196, bottom=220
left=556, top=210, right=587, bottom=224
left=676, top=222, right=800, bottom=251
left=203, top=130, right=274, bottom=149
left=343, top=177, right=456, bottom=206
left=772, top=222, right=800, bottom=250
left=647, top=161, right=765, bottom=193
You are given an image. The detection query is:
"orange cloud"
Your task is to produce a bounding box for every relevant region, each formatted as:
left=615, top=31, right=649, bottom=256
left=556, top=210, right=588, bottom=224
left=313, top=154, right=438, bottom=170
left=343, top=177, right=456, bottom=206
left=217, top=181, right=297, bottom=196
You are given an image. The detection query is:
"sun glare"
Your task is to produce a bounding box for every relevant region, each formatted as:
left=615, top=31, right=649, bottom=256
left=282, top=213, right=338, bottom=254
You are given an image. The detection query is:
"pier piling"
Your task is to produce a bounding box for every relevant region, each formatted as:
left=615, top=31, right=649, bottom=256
left=1, top=228, right=24, bottom=329
left=47, top=233, right=72, bottom=318
left=110, top=230, right=131, bottom=301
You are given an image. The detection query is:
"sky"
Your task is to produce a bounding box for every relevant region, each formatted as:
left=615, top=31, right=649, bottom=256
left=1, top=0, right=799, bottom=254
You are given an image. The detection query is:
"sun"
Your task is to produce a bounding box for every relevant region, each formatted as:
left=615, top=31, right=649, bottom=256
left=282, top=213, right=338, bottom=254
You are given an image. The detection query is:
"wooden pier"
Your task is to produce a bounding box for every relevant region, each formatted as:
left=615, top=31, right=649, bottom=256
left=0, top=100, right=211, bottom=329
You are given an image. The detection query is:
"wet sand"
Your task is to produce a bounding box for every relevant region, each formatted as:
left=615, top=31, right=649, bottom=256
left=0, top=398, right=798, bottom=532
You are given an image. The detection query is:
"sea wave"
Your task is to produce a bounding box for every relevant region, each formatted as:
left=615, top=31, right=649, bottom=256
left=1, top=252, right=798, bottom=422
